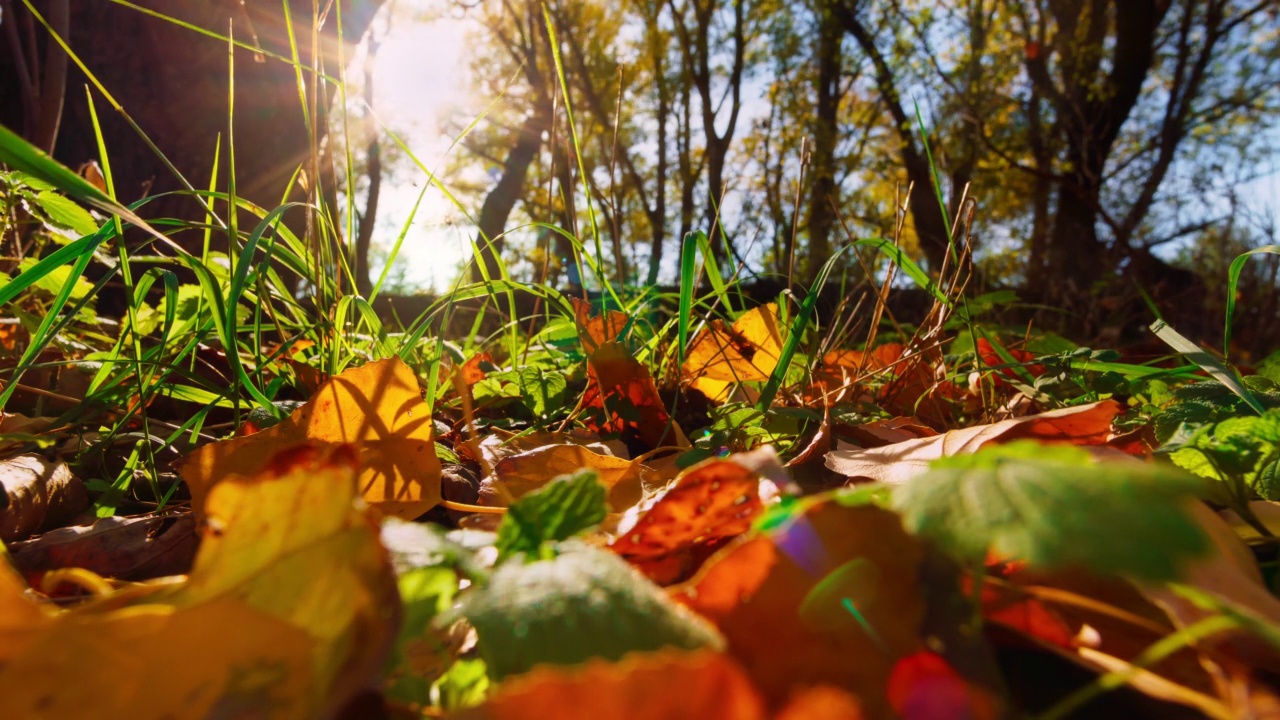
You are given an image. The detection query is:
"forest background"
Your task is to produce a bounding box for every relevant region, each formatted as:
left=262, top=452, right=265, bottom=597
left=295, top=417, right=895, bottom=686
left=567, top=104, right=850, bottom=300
left=2, top=0, right=1279, bottom=349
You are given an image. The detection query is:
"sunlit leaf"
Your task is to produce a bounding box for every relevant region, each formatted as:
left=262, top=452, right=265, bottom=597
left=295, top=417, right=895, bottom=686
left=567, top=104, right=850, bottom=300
left=179, top=357, right=442, bottom=519
left=892, top=441, right=1209, bottom=580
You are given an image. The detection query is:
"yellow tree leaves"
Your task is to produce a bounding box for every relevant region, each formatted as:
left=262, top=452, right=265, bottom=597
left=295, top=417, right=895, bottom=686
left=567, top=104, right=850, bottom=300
left=0, top=445, right=399, bottom=719
left=180, top=357, right=442, bottom=519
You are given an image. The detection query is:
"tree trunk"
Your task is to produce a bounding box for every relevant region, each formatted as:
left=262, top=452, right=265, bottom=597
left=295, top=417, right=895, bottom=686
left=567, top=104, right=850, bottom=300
left=805, top=3, right=843, bottom=280
left=472, top=112, right=547, bottom=283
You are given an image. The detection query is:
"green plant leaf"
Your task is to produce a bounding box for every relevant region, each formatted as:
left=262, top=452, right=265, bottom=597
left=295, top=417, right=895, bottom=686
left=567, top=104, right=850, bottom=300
left=495, top=470, right=607, bottom=563
left=33, top=190, right=99, bottom=236
left=892, top=441, right=1209, bottom=581
left=462, top=540, right=722, bottom=681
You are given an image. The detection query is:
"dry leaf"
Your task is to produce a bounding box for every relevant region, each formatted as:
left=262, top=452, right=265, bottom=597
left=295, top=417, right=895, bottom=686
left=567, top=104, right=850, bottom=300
left=484, top=443, right=645, bottom=512
left=573, top=298, right=630, bottom=354
left=824, top=399, right=1127, bottom=484
left=611, top=449, right=773, bottom=584
left=461, top=352, right=494, bottom=386
left=454, top=650, right=767, bottom=720
left=585, top=342, right=689, bottom=450
left=683, top=304, right=783, bottom=384
left=0, top=444, right=399, bottom=719
left=7, top=512, right=198, bottom=584
left=774, top=685, right=865, bottom=720
left=673, top=501, right=926, bottom=718
left=887, top=651, right=1002, bottom=720
left=0, top=454, right=89, bottom=542
left=179, top=357, right=441, bottom=519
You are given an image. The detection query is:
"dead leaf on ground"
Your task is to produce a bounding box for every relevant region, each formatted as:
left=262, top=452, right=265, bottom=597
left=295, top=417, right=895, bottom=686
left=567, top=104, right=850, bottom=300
left=0, top=454, right=89, bottom=542
left=454, top=650, right=767, bottom=720
left=7, top=512, right=198, bottom=584
left=0, top=444, right=400, bottom=719
left=887, top=651, right=1002, bottom=720
left=683, top=304, right=783, bottom=402
left=179, top=357, right=441, bottom=519
left=573, top=298, right=630, bottom=354
left=824, top=399, right=1128, bottom=484
left=482, top=443, right=647, bottom=512
left=461, top=352, right=494, bottom=386
left=840, top=417, right=938, bottom=449
left=673, top=501, right=926, bottom=718
left=611, top=448, right=778, bottom=585
left=585, top=342, right=689, bottom=451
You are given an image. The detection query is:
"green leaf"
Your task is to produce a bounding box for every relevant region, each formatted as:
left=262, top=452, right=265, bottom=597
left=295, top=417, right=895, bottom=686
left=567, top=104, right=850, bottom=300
left=15, top=257, right=94, bottom=303
left=495, top=470, right=607, bottom=563
left=513, top=366, right=567, bottom=418
left=463, top=540, right=723, bottom=681
left=33, top=191, right=99, bottom=236
left=892, top=441, right=1209, bottom=581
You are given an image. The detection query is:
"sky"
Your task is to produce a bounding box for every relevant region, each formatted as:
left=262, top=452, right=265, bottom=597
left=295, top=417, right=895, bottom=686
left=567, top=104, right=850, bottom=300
left=355, top=4, right=479, bottom=293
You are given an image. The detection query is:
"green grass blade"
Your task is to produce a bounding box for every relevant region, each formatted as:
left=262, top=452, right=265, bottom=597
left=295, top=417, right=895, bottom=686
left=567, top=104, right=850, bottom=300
left=1224, top=245, right=1280, bottom=358
left=1151, top=319, right=1263, bottom=414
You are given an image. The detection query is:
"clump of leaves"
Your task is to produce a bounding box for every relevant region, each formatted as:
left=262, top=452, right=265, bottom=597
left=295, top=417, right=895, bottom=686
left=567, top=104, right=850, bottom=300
left=1162, top=408, right=1280, bottom=501
left=460, top=472, right=723, bottom=681
left=892, top=441, right=1210, bottom=581
left=1153, top=377, right=1280, bottom=443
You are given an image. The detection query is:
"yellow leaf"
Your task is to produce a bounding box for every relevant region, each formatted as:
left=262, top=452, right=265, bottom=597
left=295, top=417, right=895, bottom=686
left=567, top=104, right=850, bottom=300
left=683, top=304, right=782, bottom=384
left=179, top=357, right=442, bottom=519
left=490, top=443, right=645, bottom=512
left=0, top=445, right=399, bottom=720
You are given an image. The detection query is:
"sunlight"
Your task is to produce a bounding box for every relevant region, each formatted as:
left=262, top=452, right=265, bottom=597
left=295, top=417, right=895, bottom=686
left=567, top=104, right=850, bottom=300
left=359, top=5, right=476, bottom=293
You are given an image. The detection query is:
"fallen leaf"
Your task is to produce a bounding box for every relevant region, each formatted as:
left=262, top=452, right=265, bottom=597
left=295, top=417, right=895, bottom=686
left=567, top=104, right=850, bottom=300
left=682, top=304, right=783, bottom=384
left=0, top=444, right=400, bottom=719
left=611, top=448, right=773, bottom=585
left=774, top=685, right=865, bottom=720
left=825, top=399, right=1127, bottom=484
left=840, top=416, right=938, bottom=448
left=976, top=337, right=1045, bottom=383
left=484, top=443, right=645, bottom=512
left=453, top=650, right=767, bottom=720
left=179, top=357, right=442, bottom=519
left=887, top=651, right=1001, bottom=720
left=0, top=454, right=89, bottom=542
left=573, top=298, right=630, bottom=354
left=585, top=342, right=689, bottom=451
left=674, top=501, right=926, bottom=718
left=7, top=512, right=198, bottom=584
left=461, top=352, right=494, bottom=386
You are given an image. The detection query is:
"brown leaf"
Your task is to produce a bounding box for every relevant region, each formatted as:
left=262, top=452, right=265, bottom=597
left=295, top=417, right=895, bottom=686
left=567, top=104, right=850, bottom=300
left=179, top=357, right=442, bottom=519
left=454, top=650, right=767, bottom=720
left=461, top=351, right=494, bottom=386
left=585, top=342, right=689, bottom=450
left=572, top=297, right=630, bottom=354
left=841, top=417, right=938, bottom=448
left=611, top=449, right=773, bottom=584
left=7, top=513, right=198, bottom=584
left=484, top=443, right=645, bottom=512
left=824, top=399, right=1127, bottom=484
left=673, top=501, right=926, bottom=718
left=774, top=686, right=865, bottom=720
left=0, top=454, right=88, bottom=542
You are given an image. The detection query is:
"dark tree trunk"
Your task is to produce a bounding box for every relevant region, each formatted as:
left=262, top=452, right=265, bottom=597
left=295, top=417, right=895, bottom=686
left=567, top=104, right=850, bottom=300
left=472, top=112, right=547, bottom=283
left=0, top=0, right=385, bottom=250
left=805, top=4, right=843, bottom=281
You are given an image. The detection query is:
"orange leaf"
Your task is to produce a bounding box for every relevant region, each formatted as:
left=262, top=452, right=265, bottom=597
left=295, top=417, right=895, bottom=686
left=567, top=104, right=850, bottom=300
left=572, top=297, right=630, bottom=354
left=674, top=501, right=926, bottom=718
left=825, top=399, right=1127, bottom=484
left=178, top=358, right=442, bottom=519
left=461, top=352, right=494, bottom=386
left=584, top=342, right=689, bottom=450
left=611, top=449, right=770, bottom=583
left=454, top=650, right=768, bottom=720
left=683, top=304, right=783, bottom=384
